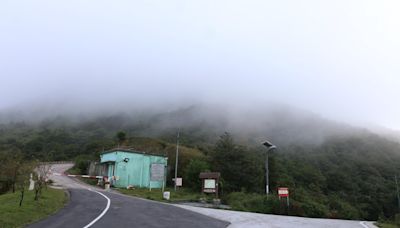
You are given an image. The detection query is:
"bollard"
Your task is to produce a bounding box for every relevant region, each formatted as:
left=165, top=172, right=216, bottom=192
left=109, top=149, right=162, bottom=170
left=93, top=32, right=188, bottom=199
left=163, top=191, right=170, bottom=200
left=104, top=177, right=110, bottom=191
left=105, top=183, right=110, bottom=191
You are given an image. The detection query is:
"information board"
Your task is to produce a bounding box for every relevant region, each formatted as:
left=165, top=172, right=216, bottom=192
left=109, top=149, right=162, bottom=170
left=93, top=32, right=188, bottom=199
left=204, top=179, right=216, bottom=189
left=175, top=178, right=182, bottom=187
left=150, top=163, right=165, bottom=181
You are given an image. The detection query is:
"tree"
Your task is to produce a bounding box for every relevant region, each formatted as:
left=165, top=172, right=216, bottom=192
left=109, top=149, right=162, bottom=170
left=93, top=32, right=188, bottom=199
left=34, top=163, right=51, bottom=201
left=17, top=162, right=34, bottom=206
left=209, top=133, right=264, bottom=193
left=0, top=147, right=23, bottom=193
left=11, top=151, right=23, bottom=193
left=184, top=159, right=210, bottom=190
left=116, top=131, right=127, bottom=145
left=73, top=154, right=93, bottom=174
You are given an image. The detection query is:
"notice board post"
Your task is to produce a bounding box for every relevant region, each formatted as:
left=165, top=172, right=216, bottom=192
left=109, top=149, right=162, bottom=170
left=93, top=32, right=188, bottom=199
left=278, top=187, right=290, bottom=207
left=199, top=172, right=221, bottom=199
left=150, top=163, right=165, bottom=191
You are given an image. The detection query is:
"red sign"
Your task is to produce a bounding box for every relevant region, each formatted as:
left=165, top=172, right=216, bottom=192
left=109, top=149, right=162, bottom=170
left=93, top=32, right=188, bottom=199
left=278, top=187, right=289, bottom=197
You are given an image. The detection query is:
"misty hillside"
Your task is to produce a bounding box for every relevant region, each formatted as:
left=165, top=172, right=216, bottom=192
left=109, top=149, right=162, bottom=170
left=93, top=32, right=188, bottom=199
left=0, top=103, right=367, bottom=147
left=136, top=104, right=363, bottom=146
left=2, top=104, right=400, bottom=220
left=3, top=1, right=400, bottom=225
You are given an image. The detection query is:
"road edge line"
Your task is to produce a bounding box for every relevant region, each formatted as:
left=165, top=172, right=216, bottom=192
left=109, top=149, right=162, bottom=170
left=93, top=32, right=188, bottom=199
left=359, top=221, right=369, bottom=228
left=83, top=189, right=111, bottom=228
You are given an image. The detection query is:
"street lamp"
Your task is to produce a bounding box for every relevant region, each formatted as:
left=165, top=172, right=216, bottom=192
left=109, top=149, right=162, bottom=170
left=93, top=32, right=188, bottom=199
left=262, top=140, right=277, bottom=195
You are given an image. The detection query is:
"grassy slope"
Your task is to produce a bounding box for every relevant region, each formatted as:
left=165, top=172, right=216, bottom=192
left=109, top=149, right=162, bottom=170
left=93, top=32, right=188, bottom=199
left=118, top=187, right=202, bottom=202
left=125, top=137, right=204, bottom=159
left=0, top=188, right=67, bottom=228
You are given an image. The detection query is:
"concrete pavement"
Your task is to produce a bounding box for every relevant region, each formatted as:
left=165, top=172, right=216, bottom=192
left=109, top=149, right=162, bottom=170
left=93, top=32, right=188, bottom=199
left=177, top=204, right=378, bottom=228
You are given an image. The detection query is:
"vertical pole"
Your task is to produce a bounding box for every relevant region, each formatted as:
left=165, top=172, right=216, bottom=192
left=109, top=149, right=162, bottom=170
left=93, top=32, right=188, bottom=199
left=174, top=131, right=180, bottom=191
left=140, top=159, right=144, bottom=188
left=162, top=164, right=166, bottom=194
left=216, top=178, right=219, bottom=199
left=266, top=151, right=269, bottom=195
left=149, top=165, right=152, bottom=191
left=396, top=175, right=400, bottom=211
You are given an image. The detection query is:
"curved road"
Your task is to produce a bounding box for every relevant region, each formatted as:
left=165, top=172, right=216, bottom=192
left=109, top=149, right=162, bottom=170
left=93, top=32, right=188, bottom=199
left=28, top=164, right=377, bottom=228
left=29, top=164, right=229, bottom=228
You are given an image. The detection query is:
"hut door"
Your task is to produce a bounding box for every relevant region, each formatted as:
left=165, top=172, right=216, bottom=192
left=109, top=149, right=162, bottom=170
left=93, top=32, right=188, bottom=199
left=108, top=163, right=115, bottom=178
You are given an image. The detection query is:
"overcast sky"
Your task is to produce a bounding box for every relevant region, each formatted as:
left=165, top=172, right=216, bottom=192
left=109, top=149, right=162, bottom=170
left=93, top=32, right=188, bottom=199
left=0, top=0, right=400, bottom=129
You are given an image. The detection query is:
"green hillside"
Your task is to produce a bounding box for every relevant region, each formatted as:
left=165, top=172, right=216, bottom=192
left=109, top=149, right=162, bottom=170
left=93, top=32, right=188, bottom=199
left=1, top=111, right=400, bottom=222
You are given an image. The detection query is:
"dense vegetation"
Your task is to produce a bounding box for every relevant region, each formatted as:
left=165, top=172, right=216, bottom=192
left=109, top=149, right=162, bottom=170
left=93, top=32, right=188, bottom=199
left=226, top=134, right=400, bottom=221
left=1, top=110, right=400, bottom=222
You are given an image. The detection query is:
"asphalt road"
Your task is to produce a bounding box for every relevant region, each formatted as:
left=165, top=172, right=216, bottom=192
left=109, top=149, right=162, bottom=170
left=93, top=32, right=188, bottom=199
left=28, top=164, right=376, bottom=228
left=28, top=164, right=229, bottom=228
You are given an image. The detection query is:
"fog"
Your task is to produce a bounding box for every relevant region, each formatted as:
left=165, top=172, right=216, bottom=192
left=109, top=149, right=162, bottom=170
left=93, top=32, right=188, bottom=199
left=1, top=0, right=400, bottom=130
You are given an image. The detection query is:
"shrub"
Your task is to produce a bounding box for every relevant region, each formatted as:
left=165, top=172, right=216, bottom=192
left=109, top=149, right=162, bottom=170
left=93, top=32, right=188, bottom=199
left=73, top=155, right=93, bottom=174
left=184, top=159, right=210, bottom=191
left=226, top=192, right=281, bottom=214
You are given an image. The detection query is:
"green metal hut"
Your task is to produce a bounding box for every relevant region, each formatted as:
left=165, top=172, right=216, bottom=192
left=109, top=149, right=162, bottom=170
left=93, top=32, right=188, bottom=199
left=100, top=149, right=168, bottom=189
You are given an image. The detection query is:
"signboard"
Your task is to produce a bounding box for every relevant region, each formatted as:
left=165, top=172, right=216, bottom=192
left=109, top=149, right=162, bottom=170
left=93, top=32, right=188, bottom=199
left=204, top=179, right=216, bottom=189
left=175, top=178, right=182, bottom=187
left=199, top=172, right=220, bottom=198
left=278, top=187, right=290, bottom=207
left=278, top=187, right=289, bottom=197
left=204, top=179, right=216, bottom=192
left=150, top=163, right=165, bottom=181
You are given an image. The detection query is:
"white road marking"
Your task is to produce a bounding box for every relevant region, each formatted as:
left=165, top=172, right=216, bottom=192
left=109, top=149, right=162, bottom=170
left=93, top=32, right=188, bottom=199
left=83, top=188, right=111, bottom=228
left=359, top=221, right=369, bottom=228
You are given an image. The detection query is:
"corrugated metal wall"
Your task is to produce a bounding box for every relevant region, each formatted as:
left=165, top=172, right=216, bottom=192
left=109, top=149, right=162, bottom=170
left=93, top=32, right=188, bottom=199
left=100, top=151, right=167, bottom=189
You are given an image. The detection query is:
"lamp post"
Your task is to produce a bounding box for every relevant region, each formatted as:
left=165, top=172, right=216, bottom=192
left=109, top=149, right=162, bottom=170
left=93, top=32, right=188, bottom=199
left=262, top=140, right=277, bottom=195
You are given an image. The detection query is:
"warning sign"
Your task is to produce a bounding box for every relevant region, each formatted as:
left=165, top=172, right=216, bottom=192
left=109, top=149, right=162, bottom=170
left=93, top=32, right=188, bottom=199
left=278, top=187, right=289, bottom=197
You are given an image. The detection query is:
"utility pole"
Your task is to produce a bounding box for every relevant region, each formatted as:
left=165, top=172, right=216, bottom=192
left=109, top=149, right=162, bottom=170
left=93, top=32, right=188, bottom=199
left=174, top=131, right=180, bottom=191
left=266, top=152, right=269, bottom=194
left=396, top=175, right=400, bottom=211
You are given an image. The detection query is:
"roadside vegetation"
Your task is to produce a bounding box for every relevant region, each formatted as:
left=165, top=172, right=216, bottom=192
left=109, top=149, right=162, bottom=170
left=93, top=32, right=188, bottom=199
left=0, top=188, right=67, bottom=228
left=377, top=214, right=400, bottom=228
left=118, top=187, right=202, bottom=203
left=0, top=142, right=67, bottom=227
left=377, top=223, right=399, bottom=228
